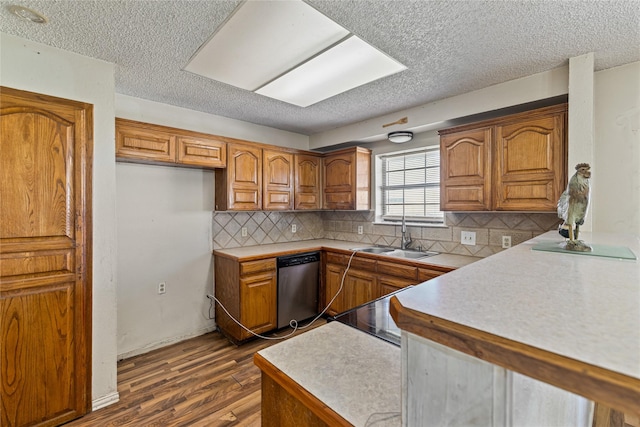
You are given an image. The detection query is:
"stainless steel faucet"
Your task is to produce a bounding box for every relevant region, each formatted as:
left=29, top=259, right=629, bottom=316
left=401, top=215, right=412, bottom=250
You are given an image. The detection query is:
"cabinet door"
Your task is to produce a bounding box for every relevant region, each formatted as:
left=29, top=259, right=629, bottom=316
left=294, top=153, right=322, bottom=210
left=325, top=263, right=346, bottom=316
left=494, top=112, right=566, bottom=211
left=226, top=143, right=262, bottom=210
left=240, top=271, right=277, bottom=340
left=116, top=118, right=176, bottom=163
left=176, top=135, right=226, bottom=168
left=323, top=151, right=355, bottom=209
left=263, top=149, right=294, bottom=210
left=440, top=127, right=492, bottom=211
left=343, top=269, right=377, bottom=311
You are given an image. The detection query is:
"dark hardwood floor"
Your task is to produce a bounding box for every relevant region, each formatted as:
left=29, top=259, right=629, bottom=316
left=65, top=322, right=325, bottom=427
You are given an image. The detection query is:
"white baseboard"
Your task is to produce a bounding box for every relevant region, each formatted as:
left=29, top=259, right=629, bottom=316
left=117, top=324, right=217, bottom=361
left=92, top=391, right=120, bottom=411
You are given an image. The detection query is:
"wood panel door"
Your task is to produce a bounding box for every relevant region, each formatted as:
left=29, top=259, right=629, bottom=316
left=0, top=87, right=92, bottom=426
left=263, top=149, right=293, bottom=210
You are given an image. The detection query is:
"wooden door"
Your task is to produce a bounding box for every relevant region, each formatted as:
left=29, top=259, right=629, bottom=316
left=294, top=153, right=321, bottom=210
left=494, top=111, right=566, bottom=211
left=0, top=87, right=92, bottom=426
left=263, top=149, right=293, bottom=210
left=440, top=127, right=492, bottom=211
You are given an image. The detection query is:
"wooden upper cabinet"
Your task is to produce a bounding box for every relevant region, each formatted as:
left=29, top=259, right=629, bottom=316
left=494, top=113, right=566, bottom=210
left=216, top=143, right=262, bottom=211
left=439, top=103, right=567, bottom=211
left=440, top=127, right=492, bottom=211
left=323, top=146, right=371, bottom=210
left=176, top=135, right=226, bottom=168
left=294, top=153, right=322, bottom=210
left=116, top=118, right=176, bottom=163
left=263, top=149, right=294, bottom=210
left=115, top=118, right=226, bottom=169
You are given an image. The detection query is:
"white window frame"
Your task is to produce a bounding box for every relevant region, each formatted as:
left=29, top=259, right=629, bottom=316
left=377, top=146, right=444, bottom=224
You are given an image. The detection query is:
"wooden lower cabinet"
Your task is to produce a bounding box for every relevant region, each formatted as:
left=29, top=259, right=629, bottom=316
left=343, top=269, right=377, bottom=312
left=215, top=255, right=277, bottom=342
left=325, top=263, right=377, bottom=317
left=324, top=251, right=453, bottom=316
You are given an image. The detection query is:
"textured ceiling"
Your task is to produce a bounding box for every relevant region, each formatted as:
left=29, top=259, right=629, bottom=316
left=1, top=0, right=639, bottom=136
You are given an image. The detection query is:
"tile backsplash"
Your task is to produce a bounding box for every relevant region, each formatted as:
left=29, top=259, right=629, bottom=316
left=213, top=210, right=561, bottom=257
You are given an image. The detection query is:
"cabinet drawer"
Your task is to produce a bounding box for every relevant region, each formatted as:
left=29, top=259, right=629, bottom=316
left=351, top=256, right=376, bottom=271
left=418, top=267, right=447, bottom=281
left=377, top=261, right=418, bottom=280
left=326, top=252, right=348, bottom=266
left=240, top=258, right=276, bottom=275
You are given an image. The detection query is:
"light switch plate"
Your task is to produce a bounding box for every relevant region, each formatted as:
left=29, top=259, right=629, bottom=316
left=241, top=227, right=247, bottom=237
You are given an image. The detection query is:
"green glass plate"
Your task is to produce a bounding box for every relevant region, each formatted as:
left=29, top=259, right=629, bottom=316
left=532, top=241, right=637, bottom=260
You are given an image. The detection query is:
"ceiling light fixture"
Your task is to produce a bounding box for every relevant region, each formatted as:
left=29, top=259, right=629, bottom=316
left=8, top=5, right=48, bottom=24
left=388, top=131, right=413, bottom=144
left=184, top=0, right=406, bottom=107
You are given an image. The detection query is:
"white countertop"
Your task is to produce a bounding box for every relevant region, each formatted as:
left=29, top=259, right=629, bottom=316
left=257, top=321, right=401, bottom=427
left=214, top=239, right=480, bottom=269
left=395, top=231, right=640, bottom=380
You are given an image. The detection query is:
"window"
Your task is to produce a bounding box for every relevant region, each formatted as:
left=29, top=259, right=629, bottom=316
left=380, top=148, right=443, bottom=223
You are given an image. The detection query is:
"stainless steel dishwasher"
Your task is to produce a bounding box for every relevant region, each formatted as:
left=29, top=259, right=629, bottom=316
left=276, top=251, right=320, bottom=329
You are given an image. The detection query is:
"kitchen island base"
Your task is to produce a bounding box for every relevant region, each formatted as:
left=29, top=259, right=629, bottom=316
left=403, top=332, right=592, bottom=427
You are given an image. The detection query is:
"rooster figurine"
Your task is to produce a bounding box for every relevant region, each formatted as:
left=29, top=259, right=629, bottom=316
left=557, top=163, right=592, bottom=251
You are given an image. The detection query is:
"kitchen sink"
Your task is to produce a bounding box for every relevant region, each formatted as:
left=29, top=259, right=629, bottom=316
left=351, top=246, right=395, bottom=254
left=386, top=249, right=439, bottom=259
left=351, top=247, right=439, bottom=259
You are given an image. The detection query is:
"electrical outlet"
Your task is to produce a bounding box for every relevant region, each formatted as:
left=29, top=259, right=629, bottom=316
left=241, top=227, right=247, bottom=237
left=357, top=225, right=363, bottom=235
left=291, top=224, right=297, bottom=233
left=158, top=282, right=166, bottom=294
left=502, top=235, right=512, bottom=249
left=461, top=231, right=476, bottom=246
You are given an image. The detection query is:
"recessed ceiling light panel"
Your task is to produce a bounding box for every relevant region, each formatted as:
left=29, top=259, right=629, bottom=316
left=185, top=0, right=349, bottom=91
left=256, top=35, right=407, bottom=107
left=184, top=0, right=407, bottom=107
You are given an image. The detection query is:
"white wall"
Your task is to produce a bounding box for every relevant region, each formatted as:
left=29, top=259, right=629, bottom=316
left=593, top=61, right=640, bottom=234
left=115, top=163, right=215, bottom=358
left=309, top=66, right=569, bottom=148
left=0, top=33, right=119, bottom=409
left=114, top=95, right=310, bottom=358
